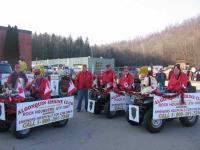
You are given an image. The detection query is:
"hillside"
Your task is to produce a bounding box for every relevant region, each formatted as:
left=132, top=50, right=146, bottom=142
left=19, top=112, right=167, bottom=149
left=92, top=16, right=200, bottom=67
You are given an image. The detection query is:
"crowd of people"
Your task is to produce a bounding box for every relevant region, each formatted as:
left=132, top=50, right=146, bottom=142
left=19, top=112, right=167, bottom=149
left=3, top=60, right=191, bottom=112
left=74, top=63, right=190, bottom=112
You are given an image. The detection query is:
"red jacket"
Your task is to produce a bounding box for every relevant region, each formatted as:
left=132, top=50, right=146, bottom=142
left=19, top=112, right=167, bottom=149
left=75, top=70, right=93, bottom=89
left=101, top=70, right=116, bottom=86
left=168, top=70, right=174, bottom=80
left=168, top=72, right=188, bottom=92
left=119, top=73, right=134, bottom=90
left=27, top=77, right=51, bottom=100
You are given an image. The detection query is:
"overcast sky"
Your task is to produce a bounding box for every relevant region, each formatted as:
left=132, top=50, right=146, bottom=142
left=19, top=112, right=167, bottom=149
left=0, top=0, right=200, bottom=45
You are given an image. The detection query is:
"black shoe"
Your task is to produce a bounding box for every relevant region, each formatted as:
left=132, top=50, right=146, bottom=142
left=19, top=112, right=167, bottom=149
left=77, top=109, right=81, bottom=112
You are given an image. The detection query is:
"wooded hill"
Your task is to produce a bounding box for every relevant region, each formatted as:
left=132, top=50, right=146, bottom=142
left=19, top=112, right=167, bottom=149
left=32, top=16, right=200, bottom=67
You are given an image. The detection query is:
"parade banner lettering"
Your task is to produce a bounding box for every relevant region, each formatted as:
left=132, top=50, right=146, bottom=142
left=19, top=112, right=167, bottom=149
left=129, top=105, right=139, bottom=122
left=16, top=96, right=74, bottom=131
left=110, top=92, right=126, bottom=111
left=87, top=99, right=95, bottom=113
left=0, top=103, right=5, bottom=121
left=153, top=93, right=200, bottom=120
left=50, top=75, right=59, bottom=96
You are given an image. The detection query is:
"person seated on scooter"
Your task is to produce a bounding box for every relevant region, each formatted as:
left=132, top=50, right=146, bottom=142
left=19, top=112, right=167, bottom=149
left=59, top=71, right=71, bottom=96
left=101, top=64, right=116, bottom=89
left=141, top=71, right=158, bottom=94
left=119, top=66, right=134, bottom=91
left=27, top=69, right=51, bottom=100
left=6, top=63, right=28, bottom=90
left=168, top=64, right=188, bottom=93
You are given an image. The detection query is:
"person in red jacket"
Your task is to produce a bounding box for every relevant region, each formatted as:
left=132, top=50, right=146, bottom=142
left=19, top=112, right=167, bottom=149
left=6, top=64, right=28, bottom=90
left=168, top=64, right=188, bottom=92
left=101, top=64, right=116, bottom=88
left=27, top=69, right=51, bottom=100
left=119, top=66, right=134, bottom=91
left=75, top=65, right=93, bottom=112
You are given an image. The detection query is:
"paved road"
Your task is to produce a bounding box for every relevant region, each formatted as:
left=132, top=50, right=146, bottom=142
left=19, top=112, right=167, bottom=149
left=0, top=82, right=200, bottom=150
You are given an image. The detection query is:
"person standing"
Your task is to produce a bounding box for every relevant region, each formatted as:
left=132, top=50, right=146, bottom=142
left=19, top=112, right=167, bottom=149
left=101, top=64, right=116, bottom=88
left=75, top=65, right=93, bottom=112
left=156, top=68, right=166, bottom=91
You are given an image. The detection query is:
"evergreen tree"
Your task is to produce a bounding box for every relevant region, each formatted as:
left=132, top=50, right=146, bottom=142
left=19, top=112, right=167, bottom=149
left=4, top=25, right=20, bottom=67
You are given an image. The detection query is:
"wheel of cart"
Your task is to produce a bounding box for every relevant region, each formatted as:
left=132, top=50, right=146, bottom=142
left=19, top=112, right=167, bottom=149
left=143, top=109, right=165, bottom=133
left=0, top=120, right=11, bottom=132
left=52, top=119, right=69, bottom=128
left=179, top=116, right=199, bottom=127
left=10, top=119, right=31, bottom=139
left=104, top=97, right=117, bottom=119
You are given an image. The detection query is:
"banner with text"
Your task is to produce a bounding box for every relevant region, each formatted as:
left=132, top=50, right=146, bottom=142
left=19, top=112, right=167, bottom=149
left=153, top=93, right=200, bottom=120
left=16, top=96, right=74, bottom=131
left=110, top=92, right=126, bottom=111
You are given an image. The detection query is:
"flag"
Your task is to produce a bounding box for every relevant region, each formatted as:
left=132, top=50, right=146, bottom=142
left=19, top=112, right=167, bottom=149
left=68, top=80, right=76, bottom=96
left=44, top=80, right=51, bottom=96
left=16, top=78, right=25, bottom=101
left=113, top=82, right=120, bottom=93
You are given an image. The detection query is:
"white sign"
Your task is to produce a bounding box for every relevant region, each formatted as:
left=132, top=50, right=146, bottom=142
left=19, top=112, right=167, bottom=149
left=87, top=99, right=95, bottom=113
left=129, top=105, right=139, bottom=123
left=26, top=74, right=34, bottom=84
left=50, top=75, right=59, bottom=96
left=110, top=92, right=126, bottom=111
left=16, top=96, right=74, bottom=131
left=153, top=93, right=200, bottom=120
left=0, top=103, right=5, bottom=121
left=1, top=74, right=9, bottom=85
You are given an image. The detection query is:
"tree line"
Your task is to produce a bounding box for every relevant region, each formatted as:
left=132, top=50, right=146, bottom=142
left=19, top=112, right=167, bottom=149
left=32, top=15, right=200, bottom=67
left=32, top=33, right=91, bottom=60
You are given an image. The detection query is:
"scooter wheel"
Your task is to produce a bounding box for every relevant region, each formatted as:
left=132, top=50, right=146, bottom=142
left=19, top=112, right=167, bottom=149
left=0, top=120, right=10, bottom=132
left=10, top=119, right=31, bottom=139
left=143, top=109, right=165, bottom=133
left=179, top=116, right=198, bottom=127
left=52, top=119, right=68, bottom=128
left=104, top=102, right=116, bottom=119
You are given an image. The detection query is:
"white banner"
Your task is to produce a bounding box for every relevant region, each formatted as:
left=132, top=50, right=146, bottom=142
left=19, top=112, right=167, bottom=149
left=1, top=74, right=9, bottom=85
left=129, top=105, right=139, bottom=123
left=0, top=103, right=5, bottom=121
left=50, top=75, right=59, bottom=96
left=16, top=96, right=74, bottom=131
left=87, top=99, right=95, bottom=113
left=110, top=92, right=126, bottom=111
left=153, top=93, right=200, bottom=120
